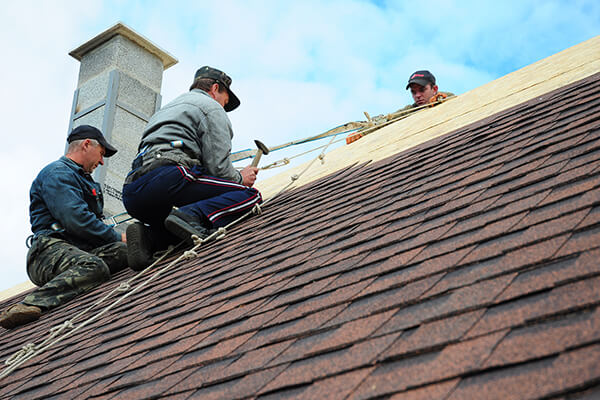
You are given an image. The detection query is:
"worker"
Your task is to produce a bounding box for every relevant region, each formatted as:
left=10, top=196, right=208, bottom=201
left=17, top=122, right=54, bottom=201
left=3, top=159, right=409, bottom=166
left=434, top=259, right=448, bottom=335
left=347, top=70, right=455, bottom=144
left=123, top=66, right=262, bottom=270
left=0, top=125, right=128, bottom=329
left=401, top=70, right=454, bottom=109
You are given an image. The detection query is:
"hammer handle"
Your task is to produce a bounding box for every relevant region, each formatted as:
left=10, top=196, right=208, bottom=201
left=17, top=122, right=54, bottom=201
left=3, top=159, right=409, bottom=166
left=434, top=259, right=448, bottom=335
left=251, top=150, right=263, bottom=167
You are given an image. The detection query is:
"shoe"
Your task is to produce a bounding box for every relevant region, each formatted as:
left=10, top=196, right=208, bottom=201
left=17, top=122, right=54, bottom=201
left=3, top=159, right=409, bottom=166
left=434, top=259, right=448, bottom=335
left=126, top=222, right=154, bottom=271
left=0, top=303, right=42, bottom=329
left=164, top=208, right=212, bottom=245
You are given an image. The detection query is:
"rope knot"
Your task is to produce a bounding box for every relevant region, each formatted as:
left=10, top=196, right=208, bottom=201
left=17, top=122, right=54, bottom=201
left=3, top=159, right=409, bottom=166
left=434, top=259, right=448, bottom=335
left=5, top=343, right=36, bottom=365
left=216, top=227, right=227, bottom=240
left=191, top=234, right=203, bottom=246
left=318, top=153, right=325, bottom=164
left=183, top=250, right=198, bottom=260
left=252, top=204, right=262, bottom=216
left=49, top=321, right=74, bottom=338
left=118, top=282, right=131, bottom=292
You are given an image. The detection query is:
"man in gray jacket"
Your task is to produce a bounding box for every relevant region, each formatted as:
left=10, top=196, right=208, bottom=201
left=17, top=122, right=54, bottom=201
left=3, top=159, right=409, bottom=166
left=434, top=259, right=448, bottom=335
left=122, top=66, right=261, bottom=270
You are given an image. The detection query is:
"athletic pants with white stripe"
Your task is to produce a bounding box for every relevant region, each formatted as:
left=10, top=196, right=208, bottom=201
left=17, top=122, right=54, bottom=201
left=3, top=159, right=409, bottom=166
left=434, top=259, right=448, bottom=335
left=123, top=164, right=262, bottom=245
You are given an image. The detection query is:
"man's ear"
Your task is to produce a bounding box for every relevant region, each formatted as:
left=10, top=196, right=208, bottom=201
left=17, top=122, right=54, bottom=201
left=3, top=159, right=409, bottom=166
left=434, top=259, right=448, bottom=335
left=208, top=82, right=220, bottom=99
left=432, top=84, right=439, bottom=94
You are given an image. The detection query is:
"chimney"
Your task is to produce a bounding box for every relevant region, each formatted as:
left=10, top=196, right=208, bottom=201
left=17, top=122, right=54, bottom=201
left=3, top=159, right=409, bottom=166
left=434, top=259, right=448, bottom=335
left=68, top=22, right=177, bottom=219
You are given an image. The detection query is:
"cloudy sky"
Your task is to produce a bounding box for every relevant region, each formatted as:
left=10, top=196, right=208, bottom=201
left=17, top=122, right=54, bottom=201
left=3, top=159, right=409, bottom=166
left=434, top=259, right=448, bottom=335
left=1, top=0, right=598, bottom=292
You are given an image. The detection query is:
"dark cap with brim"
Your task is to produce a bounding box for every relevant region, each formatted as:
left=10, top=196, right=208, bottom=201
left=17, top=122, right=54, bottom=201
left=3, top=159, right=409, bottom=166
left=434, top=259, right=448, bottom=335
left=67, top=125, right=117, bottom=157
left=406, top=70, right=436, bottom=89
left=192, top=66, right=240, bottom=112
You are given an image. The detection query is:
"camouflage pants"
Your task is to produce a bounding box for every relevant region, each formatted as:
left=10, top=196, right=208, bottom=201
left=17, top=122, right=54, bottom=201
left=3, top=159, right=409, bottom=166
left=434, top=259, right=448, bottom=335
left=23, top=235, right=128, bottom=310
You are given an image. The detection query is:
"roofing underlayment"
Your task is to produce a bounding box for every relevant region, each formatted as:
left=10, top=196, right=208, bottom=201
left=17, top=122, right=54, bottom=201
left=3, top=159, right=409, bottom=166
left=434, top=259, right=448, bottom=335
left=1, top=37, right=599, bottom=399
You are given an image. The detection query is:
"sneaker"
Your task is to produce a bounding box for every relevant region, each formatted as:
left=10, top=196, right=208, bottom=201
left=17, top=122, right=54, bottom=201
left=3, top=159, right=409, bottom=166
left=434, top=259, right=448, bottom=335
left=0, top=303, right=42, bottom=329
left=126, top=222, right=155, bottom=271
left=164, top=208, right=212, bottom=245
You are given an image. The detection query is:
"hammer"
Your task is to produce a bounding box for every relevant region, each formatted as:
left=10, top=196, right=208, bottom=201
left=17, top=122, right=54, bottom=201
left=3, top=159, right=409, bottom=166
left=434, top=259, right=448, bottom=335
left=250, top=139, right=270, bottom=167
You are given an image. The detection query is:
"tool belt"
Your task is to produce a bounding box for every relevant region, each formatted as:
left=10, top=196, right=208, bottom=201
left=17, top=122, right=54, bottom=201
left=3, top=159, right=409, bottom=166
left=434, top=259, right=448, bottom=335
left=125, top=145, right=201, bottom=184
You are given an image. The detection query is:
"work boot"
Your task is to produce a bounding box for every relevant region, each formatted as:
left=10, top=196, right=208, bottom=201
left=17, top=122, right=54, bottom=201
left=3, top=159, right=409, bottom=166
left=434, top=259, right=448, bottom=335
left=0, top=303, right=42, bottom=329
left=164, top=208, right=212, bottom=245
left=126, top=222, right=155, bottom=271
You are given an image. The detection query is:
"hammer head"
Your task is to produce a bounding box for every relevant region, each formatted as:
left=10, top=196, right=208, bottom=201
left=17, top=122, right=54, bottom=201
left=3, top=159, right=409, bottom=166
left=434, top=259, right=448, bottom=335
left=254, top=140, right=270, bottom=155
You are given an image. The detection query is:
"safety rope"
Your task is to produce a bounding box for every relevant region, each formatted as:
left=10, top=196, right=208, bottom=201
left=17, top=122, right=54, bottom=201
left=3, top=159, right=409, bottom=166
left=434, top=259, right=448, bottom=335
left=260, top=129, right=358, bottom=170
left=254, top=96, right=455, bottom=171
left=0, top=133, right=339, bottom=379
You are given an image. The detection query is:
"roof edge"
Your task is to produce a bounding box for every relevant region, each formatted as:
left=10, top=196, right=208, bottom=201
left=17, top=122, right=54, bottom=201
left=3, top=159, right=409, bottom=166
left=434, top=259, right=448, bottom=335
left=0, top=281, right=35, bottom=303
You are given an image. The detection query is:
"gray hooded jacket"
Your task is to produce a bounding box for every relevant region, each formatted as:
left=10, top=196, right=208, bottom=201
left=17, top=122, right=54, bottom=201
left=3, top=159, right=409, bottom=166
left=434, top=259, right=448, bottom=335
left=137, top=89, right=242, bottom=184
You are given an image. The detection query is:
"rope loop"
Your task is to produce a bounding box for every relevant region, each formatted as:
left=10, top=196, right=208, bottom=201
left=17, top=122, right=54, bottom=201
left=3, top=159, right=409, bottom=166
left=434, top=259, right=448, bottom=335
left=252, top=204, right=263, bottom=216
left=117, top=282, right=131, bottom=292
left=5, top=343, right=36, bottom=365
left=261, top=157, right=291, bottom=170
left=182, top=250, right=198, bottom=260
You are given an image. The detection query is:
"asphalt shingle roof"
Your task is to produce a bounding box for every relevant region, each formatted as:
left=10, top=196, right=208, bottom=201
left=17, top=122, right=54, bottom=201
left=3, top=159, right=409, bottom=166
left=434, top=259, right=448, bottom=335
left=1, top=72, right=600, bottom=399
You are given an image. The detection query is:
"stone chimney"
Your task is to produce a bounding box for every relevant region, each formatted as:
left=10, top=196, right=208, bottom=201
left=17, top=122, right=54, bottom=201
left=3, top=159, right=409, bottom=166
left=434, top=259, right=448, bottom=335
left=68, top=22, right=177, bottom=220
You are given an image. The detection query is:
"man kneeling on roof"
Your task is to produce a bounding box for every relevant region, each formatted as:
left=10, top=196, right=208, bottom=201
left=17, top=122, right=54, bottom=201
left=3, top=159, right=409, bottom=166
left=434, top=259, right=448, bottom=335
left=123, top=66, right=262, bottom=271
left=0, top=125, right=129, bottom=329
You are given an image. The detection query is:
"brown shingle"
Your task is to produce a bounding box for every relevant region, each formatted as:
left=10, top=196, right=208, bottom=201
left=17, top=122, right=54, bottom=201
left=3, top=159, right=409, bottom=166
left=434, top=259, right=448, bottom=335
left=348, top=331, right=506, bottom=399
left=260, top=333, right=400, bottom=395
left=483, top=307, right=600, bottom=368
left=447, top=344, right=600, bottom=400
left=388, top=379, right=459, bottom=400
left=466, top=275, right=600, bottom=338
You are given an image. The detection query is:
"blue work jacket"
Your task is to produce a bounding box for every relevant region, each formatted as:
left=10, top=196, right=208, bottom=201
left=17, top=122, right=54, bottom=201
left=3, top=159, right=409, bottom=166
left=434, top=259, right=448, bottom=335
left=29, top=156, right=120, bottom=250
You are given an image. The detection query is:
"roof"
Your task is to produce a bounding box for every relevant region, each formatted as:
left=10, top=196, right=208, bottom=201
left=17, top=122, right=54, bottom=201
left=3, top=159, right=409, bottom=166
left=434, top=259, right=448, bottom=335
left=1, top=53, right=600, bottom=399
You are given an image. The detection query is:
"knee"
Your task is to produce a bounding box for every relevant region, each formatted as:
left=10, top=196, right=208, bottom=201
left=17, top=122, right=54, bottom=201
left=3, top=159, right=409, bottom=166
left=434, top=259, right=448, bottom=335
left=78, top=256, right=112, bottom=282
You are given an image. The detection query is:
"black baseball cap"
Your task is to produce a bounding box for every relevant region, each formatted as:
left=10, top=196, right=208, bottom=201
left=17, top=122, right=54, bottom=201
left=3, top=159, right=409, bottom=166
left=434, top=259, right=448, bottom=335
left=406, top=70, right=436, bottom=89
left=67, top=125, right=117, bottom=157
left=191, top=66, right=240, bottom=112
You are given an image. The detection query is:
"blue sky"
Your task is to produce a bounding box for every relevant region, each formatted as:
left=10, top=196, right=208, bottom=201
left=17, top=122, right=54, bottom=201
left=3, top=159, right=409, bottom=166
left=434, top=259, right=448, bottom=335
left=0, top=0, right=599, bottom=292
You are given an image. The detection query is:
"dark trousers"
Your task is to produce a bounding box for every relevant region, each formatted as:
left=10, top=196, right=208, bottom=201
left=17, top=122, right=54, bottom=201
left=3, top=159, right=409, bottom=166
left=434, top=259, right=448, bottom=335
left=23, top=236, right=127, bottom=309
left=122, top=165, right=262, bottom=245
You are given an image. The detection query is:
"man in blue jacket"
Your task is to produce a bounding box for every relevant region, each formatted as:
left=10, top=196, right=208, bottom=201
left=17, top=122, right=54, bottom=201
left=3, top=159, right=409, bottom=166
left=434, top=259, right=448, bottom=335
left=123, top=66, right=262, bottom=270
left=0, top=125, right=128, bottom=329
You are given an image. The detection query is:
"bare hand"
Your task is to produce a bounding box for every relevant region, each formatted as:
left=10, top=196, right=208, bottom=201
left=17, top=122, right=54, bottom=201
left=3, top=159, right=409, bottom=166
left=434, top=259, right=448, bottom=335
left=121, top=232, right=127, bottom=243
left=241, top=166, right=259, bottom=187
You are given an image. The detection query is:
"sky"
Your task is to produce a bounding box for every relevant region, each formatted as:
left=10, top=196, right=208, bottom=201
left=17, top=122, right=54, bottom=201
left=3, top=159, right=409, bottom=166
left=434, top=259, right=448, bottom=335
left=0, top=0, right=598, bottom=293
